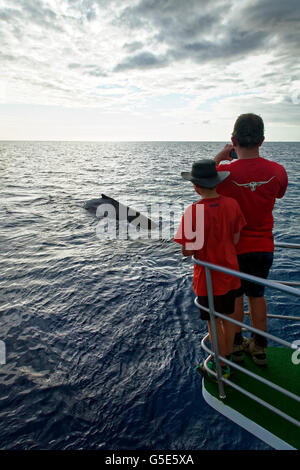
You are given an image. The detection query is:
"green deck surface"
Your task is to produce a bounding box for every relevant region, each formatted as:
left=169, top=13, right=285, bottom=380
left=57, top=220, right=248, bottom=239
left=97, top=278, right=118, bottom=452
left=203, top=347, right=300, bottom=449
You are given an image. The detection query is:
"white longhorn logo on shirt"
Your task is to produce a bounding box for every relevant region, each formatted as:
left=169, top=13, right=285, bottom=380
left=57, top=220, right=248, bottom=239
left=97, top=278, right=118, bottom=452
left=232, top=176, right=275, bottom=191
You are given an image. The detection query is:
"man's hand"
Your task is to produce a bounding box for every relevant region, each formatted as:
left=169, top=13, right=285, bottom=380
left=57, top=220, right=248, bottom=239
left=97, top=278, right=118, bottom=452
left=214, top=144, right=234, bottom=165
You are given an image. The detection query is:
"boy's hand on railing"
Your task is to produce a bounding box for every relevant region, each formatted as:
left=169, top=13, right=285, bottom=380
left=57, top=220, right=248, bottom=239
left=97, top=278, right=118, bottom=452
left=182, top=247, right=195, bottom=257
left=214, top=144, right=234, bottom=165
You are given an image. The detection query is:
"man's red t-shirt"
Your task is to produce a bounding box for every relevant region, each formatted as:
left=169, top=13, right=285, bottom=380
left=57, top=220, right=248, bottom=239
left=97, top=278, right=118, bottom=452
left=217, top=157, right=288, bottom=254
left=174, top=195, right=246, bottom=296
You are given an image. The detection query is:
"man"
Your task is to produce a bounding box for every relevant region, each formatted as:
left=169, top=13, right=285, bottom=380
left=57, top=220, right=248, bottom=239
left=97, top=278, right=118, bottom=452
left=214, top=113, right=288, bottom=366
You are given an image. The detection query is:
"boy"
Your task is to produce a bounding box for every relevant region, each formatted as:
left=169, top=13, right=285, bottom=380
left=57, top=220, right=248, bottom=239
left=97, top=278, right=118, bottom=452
left=174, top=159, right=246, bottom=379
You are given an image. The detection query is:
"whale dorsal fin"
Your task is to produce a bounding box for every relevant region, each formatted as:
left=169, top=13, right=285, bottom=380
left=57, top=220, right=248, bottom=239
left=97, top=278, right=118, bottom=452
left=101, top=194, right=119, bottom=205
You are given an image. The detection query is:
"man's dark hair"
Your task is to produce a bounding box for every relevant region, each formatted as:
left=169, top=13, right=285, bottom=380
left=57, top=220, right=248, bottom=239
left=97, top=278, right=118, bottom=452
left=232, top=113, right=264, bottom=148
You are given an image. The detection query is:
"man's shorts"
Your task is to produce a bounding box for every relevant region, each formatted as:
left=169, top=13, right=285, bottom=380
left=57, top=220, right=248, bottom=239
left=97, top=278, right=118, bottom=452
left=236, top=252, right=274, bottom=298
left=197, top=289, right=239, bottom=321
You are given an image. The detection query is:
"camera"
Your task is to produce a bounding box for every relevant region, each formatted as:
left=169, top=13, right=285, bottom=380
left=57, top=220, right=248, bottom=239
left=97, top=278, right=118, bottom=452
left=229, top=148, right=238, bottom=159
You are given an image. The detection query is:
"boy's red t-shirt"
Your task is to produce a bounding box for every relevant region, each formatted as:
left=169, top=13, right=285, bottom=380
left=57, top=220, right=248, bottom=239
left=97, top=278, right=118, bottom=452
left=174, top=195, right=246, bottom=296
left=217, top=157, right=288, bottom=254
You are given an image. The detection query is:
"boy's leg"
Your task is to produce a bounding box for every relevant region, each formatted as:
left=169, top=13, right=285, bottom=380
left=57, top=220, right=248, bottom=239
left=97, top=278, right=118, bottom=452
left=197, top=293, right=235, bottom=377
left=222, top=316, right=238, bottom=359
left=207, top=319, right=227, bottom=366
left=208, top=290, right=241, bottom=363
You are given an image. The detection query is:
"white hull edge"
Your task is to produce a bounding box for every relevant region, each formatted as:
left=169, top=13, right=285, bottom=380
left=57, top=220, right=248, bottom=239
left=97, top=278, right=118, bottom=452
left=202, top=380, right=296, bottom=450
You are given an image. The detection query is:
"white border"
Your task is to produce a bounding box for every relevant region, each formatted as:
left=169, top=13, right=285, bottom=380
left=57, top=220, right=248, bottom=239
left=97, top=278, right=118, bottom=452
left=202, top=380, right=296, bottom=450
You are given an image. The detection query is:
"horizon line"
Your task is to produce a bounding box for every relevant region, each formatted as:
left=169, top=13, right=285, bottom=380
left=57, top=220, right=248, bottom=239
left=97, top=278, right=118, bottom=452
left=1, top=139, right=300, bottom=143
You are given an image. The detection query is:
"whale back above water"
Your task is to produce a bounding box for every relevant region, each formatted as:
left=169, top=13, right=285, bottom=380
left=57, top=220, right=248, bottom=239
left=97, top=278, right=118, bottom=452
left=84, top=194, right=157, bottom=230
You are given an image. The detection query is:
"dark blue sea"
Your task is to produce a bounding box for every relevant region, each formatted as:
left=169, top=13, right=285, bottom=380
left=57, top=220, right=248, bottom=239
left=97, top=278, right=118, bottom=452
left=0, top=141, right=299, bottom=450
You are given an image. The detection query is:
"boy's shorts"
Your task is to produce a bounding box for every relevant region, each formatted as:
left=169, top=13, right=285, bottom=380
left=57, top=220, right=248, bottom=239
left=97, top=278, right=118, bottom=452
left=197, top=289, right=239, bottom=320
left=236, top=252, right=274, bottom=298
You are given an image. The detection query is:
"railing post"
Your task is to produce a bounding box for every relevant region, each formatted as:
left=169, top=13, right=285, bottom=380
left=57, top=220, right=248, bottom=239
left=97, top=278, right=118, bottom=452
left=205, top=266, right=226, bottom=400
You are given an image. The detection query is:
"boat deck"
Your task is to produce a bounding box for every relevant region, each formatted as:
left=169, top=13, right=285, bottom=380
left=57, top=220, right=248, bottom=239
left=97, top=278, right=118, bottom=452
left=202, top=347, right=300, bottom=450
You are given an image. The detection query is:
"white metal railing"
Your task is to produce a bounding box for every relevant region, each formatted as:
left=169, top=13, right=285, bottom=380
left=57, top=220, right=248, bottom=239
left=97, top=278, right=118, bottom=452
left=192, top=242, right=300, bottom=430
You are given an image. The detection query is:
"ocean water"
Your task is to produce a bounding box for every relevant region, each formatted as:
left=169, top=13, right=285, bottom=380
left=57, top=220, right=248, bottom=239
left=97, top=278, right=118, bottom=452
left=0, top=141, right=299, bottom=450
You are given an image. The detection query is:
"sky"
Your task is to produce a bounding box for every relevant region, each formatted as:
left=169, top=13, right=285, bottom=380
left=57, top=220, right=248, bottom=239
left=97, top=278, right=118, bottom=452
left=0, top=0, right=300, bottom=141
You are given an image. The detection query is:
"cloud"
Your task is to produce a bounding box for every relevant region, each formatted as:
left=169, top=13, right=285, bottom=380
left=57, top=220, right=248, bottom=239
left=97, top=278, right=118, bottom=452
left=0, top=0, right=299, bottom=140
left=2, top=0, right=62, bottom=31
left=2, top=1, right=299, bottom=74
left=114, top=51, right=170, bottom=72
left=177, top=30, right=269, bottom=63
left=0, top=7, right=23, bottom=22
left=113, top=0, right=300, bottom=71
left=115, top=0, right=230, bottom=68
left=123, top=41, right=144, bottom=53
left=243, top=0, right=300, bottom=29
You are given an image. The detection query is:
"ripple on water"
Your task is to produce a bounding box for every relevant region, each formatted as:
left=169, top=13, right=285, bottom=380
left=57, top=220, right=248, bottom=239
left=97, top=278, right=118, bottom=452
left=0, top=141, right=299, bottom=450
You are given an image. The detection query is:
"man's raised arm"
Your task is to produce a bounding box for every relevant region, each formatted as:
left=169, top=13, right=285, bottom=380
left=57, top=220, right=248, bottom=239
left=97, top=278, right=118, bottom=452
left=214, top=144, right=234, bottom=165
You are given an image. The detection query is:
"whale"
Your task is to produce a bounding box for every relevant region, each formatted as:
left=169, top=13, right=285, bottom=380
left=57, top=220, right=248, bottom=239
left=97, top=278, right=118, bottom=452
left=84, top=194, right=157, bottom=230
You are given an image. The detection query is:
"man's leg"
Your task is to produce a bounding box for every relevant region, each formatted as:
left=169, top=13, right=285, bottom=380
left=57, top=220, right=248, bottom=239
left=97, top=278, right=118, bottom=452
left=233, top=295, right=245, bottom=337
left=248, top=296, right=268, bottom=347
left=231, top=296, right=250, bottom=362
left=233, top=252, right=273, bottom=364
